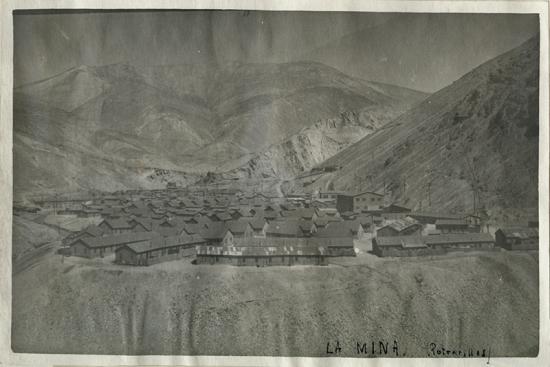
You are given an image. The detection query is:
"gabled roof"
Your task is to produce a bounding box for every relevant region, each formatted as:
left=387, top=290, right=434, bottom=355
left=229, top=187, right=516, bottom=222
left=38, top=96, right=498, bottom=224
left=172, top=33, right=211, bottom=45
left=225, top=220, right=252, bottom=234
left=298, top=220, right=315, bottom=232
left=73, top=231, right=161, bottom=249
left=200, top=222, right=227, bottom=240
left=100, top=218, right=132, bottom=229
left=341, top=219, right=366, bottom=232
left=379, top=217, right=420, bottom=232
left=184, top=223, right=208, bottom=235
left=241, top=218, right=267, bottom=231
left=82, top=225, right=104, bottom=237
left=129, top=217, right=153, bottom=231
left=265, top=220, right=302, bottom=236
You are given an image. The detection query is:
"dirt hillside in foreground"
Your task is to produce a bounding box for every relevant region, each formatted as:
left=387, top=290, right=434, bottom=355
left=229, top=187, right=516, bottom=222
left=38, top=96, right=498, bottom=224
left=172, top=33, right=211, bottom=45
left=12, top=250, right=538, bottom=357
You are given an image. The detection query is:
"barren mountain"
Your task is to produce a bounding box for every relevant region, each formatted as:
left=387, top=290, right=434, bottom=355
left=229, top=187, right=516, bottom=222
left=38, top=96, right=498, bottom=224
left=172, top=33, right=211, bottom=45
left=14, top=62, right=426, bottom=198
left=315, top=35, right=539, bottom=220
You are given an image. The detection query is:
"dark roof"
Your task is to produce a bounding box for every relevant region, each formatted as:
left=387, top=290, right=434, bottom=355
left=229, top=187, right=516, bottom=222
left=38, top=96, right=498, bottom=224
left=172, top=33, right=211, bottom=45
left=354, top=191, right=384, bottom=198
left=240, top=218, right=266, bottom=230
left=424, top=233, right=494, bottom=245
left=383, top=203, right=412, bottom=213
left=280, top=208, right=315, bottom=219
left=408, top=211, right=462, bottom=220
left=265, top=220, right=302, bottom=236
left=123, top=234, right=205, bottom=254
left=497, top=227, right=538, bottom=239
left=435, top=219, right=469, bottom=227
left=100, top=218, right=132, bottom=229
left=375, top=236, right=427, bottom=248
left=199, top=222, right=227, bottom=240
left=73, top=232, right=161, bottom=249
left=225, top=220, right=252, bottom=234
left=376, top=233, right=494, bottom=248
left=129, top=217, right=153, bottom=231
left=82, top=225, right=104, bottom=237
left=314, top=224, right=353, bottom=238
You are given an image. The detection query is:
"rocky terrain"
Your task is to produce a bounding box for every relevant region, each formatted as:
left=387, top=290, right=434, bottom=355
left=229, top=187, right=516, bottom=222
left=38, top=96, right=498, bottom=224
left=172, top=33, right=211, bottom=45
left=314, top=35, right=539, bottom=221
left=12, top=215, right=61, bottom=261
left=14, top=62, right=426, bottom=199
left=12, top=247, right=538, bottom=356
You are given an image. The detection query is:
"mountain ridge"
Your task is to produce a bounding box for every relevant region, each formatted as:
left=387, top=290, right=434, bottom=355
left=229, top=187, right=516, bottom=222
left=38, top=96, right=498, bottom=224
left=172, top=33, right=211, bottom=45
left=314, top=35, right=539, bottom=220
left=14, top=60, right=427, bottom=198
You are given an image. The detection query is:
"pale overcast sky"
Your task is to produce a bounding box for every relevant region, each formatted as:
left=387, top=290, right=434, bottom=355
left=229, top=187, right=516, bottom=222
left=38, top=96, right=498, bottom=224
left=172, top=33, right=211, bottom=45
left=14, top=10, right=539, bottom=92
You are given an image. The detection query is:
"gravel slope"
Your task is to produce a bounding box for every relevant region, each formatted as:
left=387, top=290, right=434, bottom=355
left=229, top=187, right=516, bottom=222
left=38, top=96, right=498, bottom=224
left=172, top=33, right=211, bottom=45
left=12, top=250, right=538, bottom=357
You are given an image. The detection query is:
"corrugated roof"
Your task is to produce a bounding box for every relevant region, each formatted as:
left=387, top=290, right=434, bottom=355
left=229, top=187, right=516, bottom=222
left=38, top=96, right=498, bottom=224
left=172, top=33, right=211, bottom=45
left=379, top=217, right=420, bottom=232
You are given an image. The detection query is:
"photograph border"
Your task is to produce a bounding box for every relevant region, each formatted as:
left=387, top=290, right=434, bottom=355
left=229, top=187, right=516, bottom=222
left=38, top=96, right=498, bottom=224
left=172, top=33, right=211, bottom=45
left=1, top=1, right=548, bottom=366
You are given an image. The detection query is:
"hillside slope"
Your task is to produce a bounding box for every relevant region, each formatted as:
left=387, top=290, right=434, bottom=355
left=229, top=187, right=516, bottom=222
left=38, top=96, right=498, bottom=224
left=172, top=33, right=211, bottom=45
left=12, top=251, right=538, bottom=356
left=317, top=35, right=539, bottom=219
left=14, top=62, right=427, bottom=198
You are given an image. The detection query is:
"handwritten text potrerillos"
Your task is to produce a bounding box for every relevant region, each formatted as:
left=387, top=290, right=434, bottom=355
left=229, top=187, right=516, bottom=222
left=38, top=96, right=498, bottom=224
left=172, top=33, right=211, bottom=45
left=428, top=342, right=491, bottom=361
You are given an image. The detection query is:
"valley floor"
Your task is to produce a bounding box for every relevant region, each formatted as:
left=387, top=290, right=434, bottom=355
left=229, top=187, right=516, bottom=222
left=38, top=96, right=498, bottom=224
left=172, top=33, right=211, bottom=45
left=11, top=239, right=539, bottom=357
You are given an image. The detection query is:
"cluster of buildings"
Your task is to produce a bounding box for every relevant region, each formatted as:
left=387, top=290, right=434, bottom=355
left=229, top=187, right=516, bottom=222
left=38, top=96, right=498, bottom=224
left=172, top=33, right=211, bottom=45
left=32, top=187, right=537, bottom=267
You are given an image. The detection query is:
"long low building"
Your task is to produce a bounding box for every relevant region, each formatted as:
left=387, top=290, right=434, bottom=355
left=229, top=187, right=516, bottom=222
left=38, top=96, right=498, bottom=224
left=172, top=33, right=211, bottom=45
left=115, top=234, right=206, bottom=266
left=69, top=232, right=161, bottom=258
left=373, top=233, right=495, bottom=257
left=495, top=227, right=538, bottom=250
left=195, top=237, right=334, bottom=266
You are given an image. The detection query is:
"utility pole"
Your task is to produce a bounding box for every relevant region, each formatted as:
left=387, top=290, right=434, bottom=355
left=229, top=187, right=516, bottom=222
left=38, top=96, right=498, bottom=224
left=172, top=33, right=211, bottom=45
left=427, top=181, right=432, bottom=208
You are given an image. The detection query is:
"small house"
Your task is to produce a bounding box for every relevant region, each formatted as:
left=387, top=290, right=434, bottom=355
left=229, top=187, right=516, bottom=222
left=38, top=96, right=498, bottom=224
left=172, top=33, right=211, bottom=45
left=495, top=228, right=538, bottom=250
left=376, top=217, right=422, bottom=237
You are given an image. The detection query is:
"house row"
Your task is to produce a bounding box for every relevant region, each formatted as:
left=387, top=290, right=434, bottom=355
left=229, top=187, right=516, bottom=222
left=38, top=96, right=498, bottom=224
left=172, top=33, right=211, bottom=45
left=372, top=233, right=495, bottom=257
left=195, top=237, right=333, bottom=266
left=115, top=234, right=205, bottom=266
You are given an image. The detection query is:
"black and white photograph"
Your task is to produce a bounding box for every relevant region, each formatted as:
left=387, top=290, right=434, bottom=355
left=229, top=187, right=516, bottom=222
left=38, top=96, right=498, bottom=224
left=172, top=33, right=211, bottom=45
left=5, top=4, right=547, bottom=363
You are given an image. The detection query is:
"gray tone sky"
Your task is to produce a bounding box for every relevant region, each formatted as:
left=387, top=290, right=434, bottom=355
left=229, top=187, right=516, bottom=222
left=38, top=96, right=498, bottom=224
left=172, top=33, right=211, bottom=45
left=14, top=11, right=539, bottom=92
